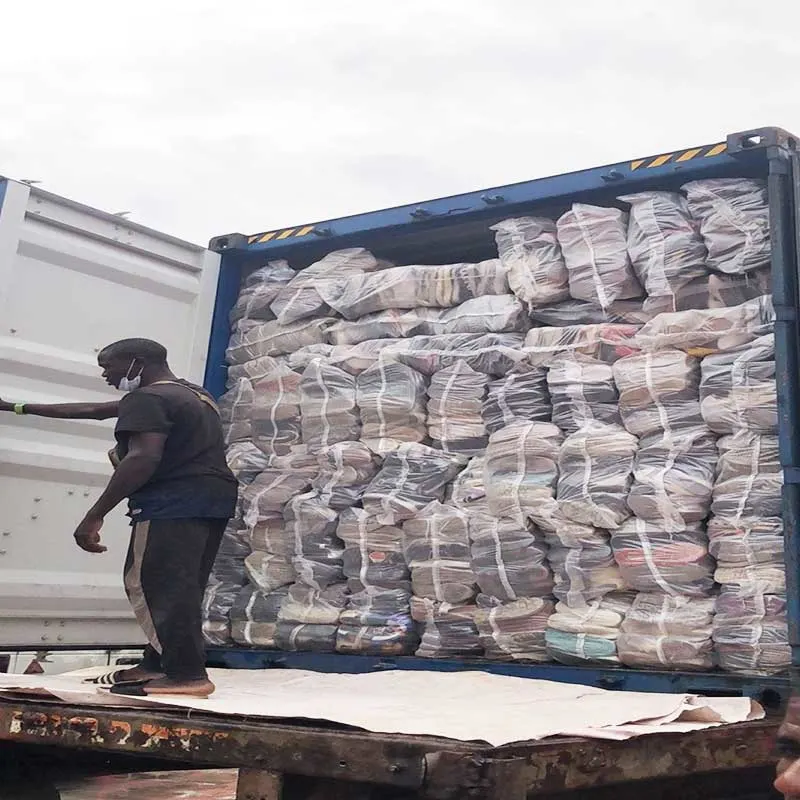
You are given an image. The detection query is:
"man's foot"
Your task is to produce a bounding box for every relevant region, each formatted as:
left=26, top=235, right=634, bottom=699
left=144, top=677, right=215, bottom=698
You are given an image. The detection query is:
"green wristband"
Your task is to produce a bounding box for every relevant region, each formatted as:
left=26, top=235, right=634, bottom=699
left=13, top=403, right=25, bottom=415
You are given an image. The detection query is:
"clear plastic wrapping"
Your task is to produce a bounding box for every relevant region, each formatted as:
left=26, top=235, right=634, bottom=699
left=230, top=586, right=289, bottom=648
left=447, top=456, right=489, bottom=514
left=700, top=334, right=777, bottom=434
left=277, top=583, right=348, bottom=625
left=427, top=362, right=488, bottom=455
left=474, top=596, right=555, bottom=661
left=614, top=351, right=703, bottom=438
left=230, top=261, right=296, bottom=325
left=525, top=323, right=640, bottom=367
left=226, top=317, right=333, bottom=363
left=708, top=516, right=784, bottom=572
left=320, top=259, right=509, bottom=320
left=619, top=191, right=708, bottom=313
left=249, top=364, right=303, bottom=457
left=227, top=354, right=287, bottom=387
left=713, top=617, right=789, bottom=676
left=618, top=593, right=716, bottom=671
left=633, top=296, right=774, bottom=354
left=547, top=356, right=621, bottom=434
left=244, top=551, right=296, bottom=593
left=249, top=514, right=293, bottom=557
left=274, top=623, right=339, bottom=652
left=557, top=424, right=637, bottom=529
left=220, top=379, right=254, bottom=445
left=284, top=493, right=344, bottom=589
left=328, top=295, right=527, bottom=346
left=628, top=430, right=717, bottom=529
left=544, top=526, right=625, bottom=604
left=403, top=502, right=477, bottom=604
left=271, top=248, right=385, bottom=325
left=336, top=614, right=418, bottom=655
left=362, top=444, right=465, bottom=525
left=491, top=216, right=570, bottom=308
left=386, top=333, right=526, bottom=376
left=356, top=360, right=427, bottom=453
left=240, top=453, right=317, bottom=523
left=482, top=367, right=551, bottom=433
left=300, top=360, right=360, bottom=452
left=530, top=300, right=653, bottom=327
left=226, top=441, right=270, bottom=484
left=611, top=519, right=715, bottom=596
left=711, top=432, right=782, bottom=522
left=312, top=442, right=380, bottom=510
left=337, top=508, right=410, bottom=592
left=469, top=514, right=553, bottom=602
left=707, top=269, right=772, bottom=309
left=556, top=204, right=642, bottom=308
left=683, top=179, right=770, bottom=275
left=484, top=421, right=562, bottom=526
left=410, top=597, right=483, bottom=658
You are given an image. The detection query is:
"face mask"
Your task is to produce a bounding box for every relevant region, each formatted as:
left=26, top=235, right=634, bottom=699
left=119, top=359, right=143, bottom=393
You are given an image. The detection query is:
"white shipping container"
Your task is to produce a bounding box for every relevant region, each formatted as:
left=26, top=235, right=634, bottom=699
left=0, top=178, right=220, bottom=648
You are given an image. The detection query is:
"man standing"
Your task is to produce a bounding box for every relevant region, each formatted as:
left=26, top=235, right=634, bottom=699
left=0, top=338, right=237, bottom=698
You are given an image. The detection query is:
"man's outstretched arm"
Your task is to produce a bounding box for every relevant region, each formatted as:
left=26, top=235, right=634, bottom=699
left=0, top=397, right=120, bottom=420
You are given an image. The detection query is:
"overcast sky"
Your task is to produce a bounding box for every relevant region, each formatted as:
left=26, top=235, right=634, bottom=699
left=1, top=0, right=796, bottom=245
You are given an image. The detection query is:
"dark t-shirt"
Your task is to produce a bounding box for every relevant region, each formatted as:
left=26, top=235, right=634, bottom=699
left=114, top=380, right=238, bottom=522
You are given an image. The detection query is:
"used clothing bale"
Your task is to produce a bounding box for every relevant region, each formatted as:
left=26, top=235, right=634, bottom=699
left=356, top=360, right=428, bottom=453
left=547, top=356, right=621, bottom=434
left=226, top=318, right=333, bottom=363
left=248, top=364, right=303, bottom=457
left=244, top=551, right=296, bottom=593
left=230, top=585, right=289, bottom=648
left=491, top=216, right=570, bottom=308
left=707, top=269, right=772, bottom=309
left=284, top=493, right=344, bottom=589
left=427, top=362, right=489, bottom=455
left=362, top=444, right=465, bottom=525
left=320, top=259, right=509, bottom=320
left=525, top=323, right=640, bottom=367
left=474, top=596, right=555, bottom=661
left=683, top=179, right=770, bottom=275
left=556, top=204, right=642, bottom=308
left=482, top=367, right=551, bottom=434
left=447, top=456, right=489, bottom=514
left=312, top=442, right=380, bottom=510
left=410, top=597, right=483, bottom=658
left=300, top=360, right=360, bottom=452
left=226, top=441, right=270, bottom=484
left=230, top=261, right=296, bottom=325
left=530, top=299, right=653, bottom=327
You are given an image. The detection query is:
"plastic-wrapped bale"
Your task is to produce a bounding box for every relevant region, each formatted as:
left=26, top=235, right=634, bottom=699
left=707, top=269, right=772, bottom=309
left=618, top=593, right=716, bottom=671
left=249, top=513, right=293, bottom=558
left=619, top=191, right=708, bottom=313
left=611, top=518, right=715, bottom=597
left=249, top=364, right=303, bottom=457
left=447, top=456, right=489, bottom=514
left=311, top=442, right=380, bottom=511
left=530, top=299, right=653, bottom=327
left=547, top=356, right=621, bottom=434
left=287, top=345, right=336, bottom=372
left=427, top=362, right=488, bottom=455
left=556, top=204, right=642, bottom=308
left=632, top=296, right=775, bottom=354
left=628, top=430, right=717, bottom=530
left=240, top=452, right=317, bottom=525
left=613, top=351, right=704, bottom=438
left=683, top=178, right=770, bottom=275
left=711, top=432, right=782, bottom=522
left=482, top=367, right=551, bottom=434
left=226, top=441, right=269, bottom=485
left=362, top=444, right=465, bottom=525
left=320, top=338, right=407, bottom=376
left=469, top=514, right=553, bottom=602
left=202, top=520, right=250, bottom=645
left=226, top=317, right=333, bottom=364
left=474, top=596, right=555, bottom=661
left=299, top=360, right=360, bottom=452
left=244, top=550, right=296, bottom=594
left=275, top=582, right=348, bottom=653
left=544, top=525, right=625, bottom=604
left=338, top=508, right=410, bottom=593
left=328, top=295, right=527, bottom=346
left=219, top=379, right=254, bottom=445
left=525, top=323, right=640, bottom=368
left=484, top=421, right=562, bottom=528
left=336, top=588, right=419, bottom=655
left=386, top=333, right=526, bottom=377
left=545, top=592, right=635, bottom=665
left=319, top=259, right=509, bottom=320
left=410, top=597, right=483, bottom=658
left=284, top=493, right=344, bottom=590
left=700, top=334, right=777, bottom=435
left=227, top=354, right=287, bottom=387
left=491, top=216, right=570, bottom=308
left=230, top=261, right=296, bottom=325
left=230, top=585, right=289, bottom=648
left=403, top=502, right=477, bottom=604
left=557, top=424, right=637, bottom=529
left=356, top=360, right=427, bottom=453
left=713, top=588, right=789, bottom=675
left=271, top=248, right=387, bottom=325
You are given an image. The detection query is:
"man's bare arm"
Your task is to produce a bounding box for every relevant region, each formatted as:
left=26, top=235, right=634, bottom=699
left=0, top=398, right=120, bottom=420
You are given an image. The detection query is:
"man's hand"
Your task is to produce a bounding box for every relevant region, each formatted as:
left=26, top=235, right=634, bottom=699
left=73, top=514, right=107, bottom=553
left=0, top=397, right=12, bottom=413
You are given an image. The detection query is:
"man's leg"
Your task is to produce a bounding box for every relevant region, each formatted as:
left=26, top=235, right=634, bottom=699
left=137, top=518, right=217, bottom=694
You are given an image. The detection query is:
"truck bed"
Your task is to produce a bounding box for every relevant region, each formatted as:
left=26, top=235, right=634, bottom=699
left=0, top=694, right=780, bottom=799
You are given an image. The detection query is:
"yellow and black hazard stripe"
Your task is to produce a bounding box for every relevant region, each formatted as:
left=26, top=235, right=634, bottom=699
left=630, top=142, right=727, bottom=171
left=247, top=225, right=316, bottom=245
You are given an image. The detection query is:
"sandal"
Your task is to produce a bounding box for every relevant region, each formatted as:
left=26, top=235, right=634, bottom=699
left=85, top=669, right=164, bottom=687
left=109, top=679, right=213, bottom=699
